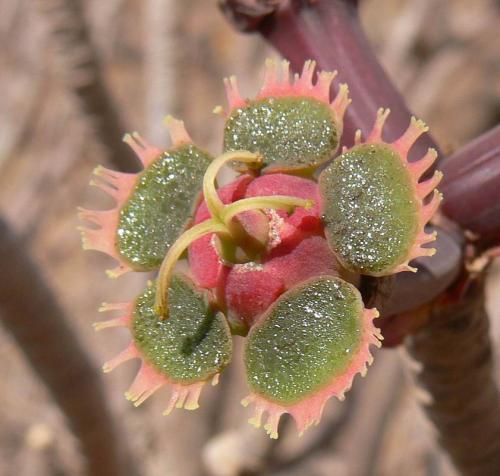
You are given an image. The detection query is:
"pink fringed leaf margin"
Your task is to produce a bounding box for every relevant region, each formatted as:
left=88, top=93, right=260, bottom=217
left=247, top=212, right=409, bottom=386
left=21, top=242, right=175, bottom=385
left=78, top=118, right=192, bottom=278
left=242, top=307, right=382, bottom=438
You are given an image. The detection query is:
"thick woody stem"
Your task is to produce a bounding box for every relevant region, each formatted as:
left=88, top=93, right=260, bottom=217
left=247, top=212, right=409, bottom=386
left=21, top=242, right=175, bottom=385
left=0, top=218, right=137, bottom=476
left=406, top=278, right=500, bottom=475
left=372, top=225, right=464, bottom=322
left=35, top=0, right=138, bottom=172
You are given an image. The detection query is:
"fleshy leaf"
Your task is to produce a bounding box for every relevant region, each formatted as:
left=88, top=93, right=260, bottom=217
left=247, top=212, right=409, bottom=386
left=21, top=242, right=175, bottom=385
left=319, top=109, right=443, bottom=276
left=243, top=276, right=381, bottom=438
left=95, top=275, right=232, bottom=413
left=79, top=118, right=212, bottom=277
left=222, top=59, right=350, bottom=173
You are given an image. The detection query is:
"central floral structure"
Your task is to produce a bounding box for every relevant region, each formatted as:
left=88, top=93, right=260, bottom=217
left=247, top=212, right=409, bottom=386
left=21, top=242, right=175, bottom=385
left=79, top=60, right=442, bottom=438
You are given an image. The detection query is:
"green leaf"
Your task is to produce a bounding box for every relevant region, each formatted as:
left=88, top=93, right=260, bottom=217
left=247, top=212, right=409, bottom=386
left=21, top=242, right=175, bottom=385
left=224, top=97, right=339, bottom=173
left=118, top=144, right=212, bottom=270
left=319, top=144, right=419, bottom=275
left=245, top=276, right=364, bottom=405
left=132, top=275, right=232, bottom=384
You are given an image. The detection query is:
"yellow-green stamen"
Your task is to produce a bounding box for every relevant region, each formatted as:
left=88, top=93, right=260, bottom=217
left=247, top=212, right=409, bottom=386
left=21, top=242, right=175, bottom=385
left=203, top=150, right=263, bottom=220
left=154, top=219, right=230, bottom=317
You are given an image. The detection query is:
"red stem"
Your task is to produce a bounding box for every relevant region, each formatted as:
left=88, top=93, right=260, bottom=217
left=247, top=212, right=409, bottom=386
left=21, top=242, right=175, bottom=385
left=222, top=0, right=441, bottom=161
left=221, top=1, right=500, bottom=243
left=440, top=125, right=500, bottom=242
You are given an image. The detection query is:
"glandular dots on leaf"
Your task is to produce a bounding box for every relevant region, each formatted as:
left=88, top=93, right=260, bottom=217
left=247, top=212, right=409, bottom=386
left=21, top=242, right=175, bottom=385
left=132, top=276, right=232, bottom=384
left=245, top=277, right=363, bottom=404
left=118, top=144, right=212, bottom=271
left=320, top=144, right=419, bottom=275
left=224, top=97, right=339, bottom=172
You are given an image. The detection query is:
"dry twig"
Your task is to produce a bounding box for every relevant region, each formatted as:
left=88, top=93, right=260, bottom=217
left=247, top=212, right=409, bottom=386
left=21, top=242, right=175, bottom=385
left=35, top=0, right=138, bottom=172
left=0, top=217, right=137, bottom=476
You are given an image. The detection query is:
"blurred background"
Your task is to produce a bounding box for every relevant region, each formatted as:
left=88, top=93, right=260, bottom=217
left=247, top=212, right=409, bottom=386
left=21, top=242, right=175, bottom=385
left=0, top=0, right=499, bottom=475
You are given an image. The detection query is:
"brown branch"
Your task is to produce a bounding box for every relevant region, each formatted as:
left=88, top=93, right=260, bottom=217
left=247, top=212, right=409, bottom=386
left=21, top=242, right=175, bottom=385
left=0, top=217, right=138, bottom=476
left=218, top=0, right=283, bottom=32
left=406, top=276, right=500, bottom=475
left=35, top=0, right=139, bottom=172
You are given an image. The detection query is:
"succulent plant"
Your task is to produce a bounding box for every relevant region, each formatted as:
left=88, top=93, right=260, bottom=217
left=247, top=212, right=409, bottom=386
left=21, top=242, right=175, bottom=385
left=79, top=59, right=442, bottom=438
